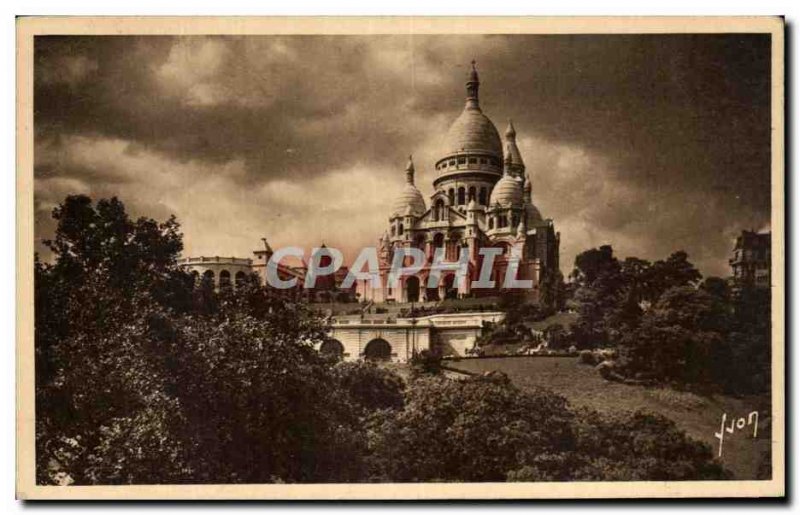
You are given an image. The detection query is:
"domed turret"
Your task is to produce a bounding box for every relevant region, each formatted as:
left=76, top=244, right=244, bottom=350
left=523, top=174, right=543, bottom=225
left=391, top=155, right=426, bottom=218
left=489, top=154, right=524, bottom=207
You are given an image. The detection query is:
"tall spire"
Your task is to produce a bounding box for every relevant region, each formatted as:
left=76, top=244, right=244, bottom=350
left=505, top=119, right=517, bottom=139
left=503, top=152, right=513, bottom=176
left=405, top=154, right=415, bottom=185
left=504, top=118, right=525, bottom=176
left=465, top=60, right=480, bottom=110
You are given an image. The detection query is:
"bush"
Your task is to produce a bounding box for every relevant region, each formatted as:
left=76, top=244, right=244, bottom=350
left=365, top=374, right=575, bottom=482
left=579, top=350, right=598, bottom=365
left=569, top=409, right=730, bottom=480
left=365, top=374, right=729, bottom=482
left=332, top=361, right=405, bottom=416
left=409, top=348, right=444, bottom=378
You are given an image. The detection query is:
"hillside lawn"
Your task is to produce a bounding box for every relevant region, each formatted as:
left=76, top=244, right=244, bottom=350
left=446, top=356, right=772, bottom=480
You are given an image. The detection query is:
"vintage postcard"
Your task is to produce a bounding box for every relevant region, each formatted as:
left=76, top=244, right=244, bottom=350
left=16, top=16, right=785, bottom=500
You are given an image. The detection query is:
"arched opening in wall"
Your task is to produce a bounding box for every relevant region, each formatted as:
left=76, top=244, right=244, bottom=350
left=406, top=276, right=420, bottom=303
left=364, top=338, right=392, bottom=362
left=433, top=233, right=445, bottom=256
left=190, top=270, right=200, bottom=286
left=479, top=187, right=487, bottom=205
left=443, top=274, right=458, bottom=300
left=488, top=217, right=495, bottom=230
left=446, top=232, right=462, bottom=261
left=235, top=271, right=247, bottom=288
left=414, top=234, right=426, bottom=250
left=434, top=198, right=445, bottom=221
left=219, top=270, right=232, bottom=290
left=398, top=223, right=404, bottom=235
left=457, top=187, right=466, bottom=205
left=201, top=270, right=215, bottom=288
left=448, top=188, right=455, bottom=205
left=320, top=338, right=345, bottom=360
left=391, top=225, right=396, bottom=236
left=468, top=186, right=476, bottom=202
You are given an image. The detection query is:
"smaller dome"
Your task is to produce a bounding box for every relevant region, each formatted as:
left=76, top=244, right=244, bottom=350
left=525, top=204, right=544, bottom=226
left=522, top=174, right=543, bottom=225
left=391, top=184, right=426, bottom=217
left=490, top=175, right=524, bottom=207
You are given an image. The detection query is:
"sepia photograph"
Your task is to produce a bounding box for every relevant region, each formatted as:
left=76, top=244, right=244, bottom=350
left=15, top=16, right=784, bottom=500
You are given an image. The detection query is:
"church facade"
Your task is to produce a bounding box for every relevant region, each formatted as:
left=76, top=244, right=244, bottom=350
left=366, top=62, right=559, bottom=304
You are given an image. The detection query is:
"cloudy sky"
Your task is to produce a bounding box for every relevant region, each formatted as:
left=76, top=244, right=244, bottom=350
left=34, top=34, right=772, bottom=277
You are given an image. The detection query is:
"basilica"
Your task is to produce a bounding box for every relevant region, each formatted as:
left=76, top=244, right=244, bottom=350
left=179, top=62, right=559, bottom=306
left=367, top=62, right=560, bottom=304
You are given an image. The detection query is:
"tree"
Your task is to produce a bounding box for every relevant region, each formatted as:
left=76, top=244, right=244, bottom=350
left=620, top=286, right=730, bottom=384
left=539, top=269, right=566, bottom=313
left=35, top=195, right=192, bottom=484
left=712, top=285, right=771, bottom=394
left=332, top=361, right=405, bottom=416
left=365, top=374, right=576, bottom=482
left=366, top=374, right=728, bottom=482
left=650, top=251, right=702, bottom=300
left=35, top=195, right=368, bottom=484
left=571, top=246, right=624, bottom=348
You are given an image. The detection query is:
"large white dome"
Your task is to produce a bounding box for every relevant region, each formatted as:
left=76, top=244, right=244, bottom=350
left=442, top=107, right=503, bottom=158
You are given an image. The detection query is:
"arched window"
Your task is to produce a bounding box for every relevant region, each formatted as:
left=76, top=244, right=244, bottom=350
left=488, top=217, right=494, bottom=230
left=391, top=225, right=396, bottom=236
left=235, top=271, right=247, bottom=288
left=457, top=187, right=466, bottom=205
left=448, top=188, right=455, bottom=205
left=398, top=223, right=404, bottom=235
left=433, top=233, right=445, bottom=254
left=406, top=276, right=420, bottom=303
left=479, top=187, right=487, bottom=205
left=202, top=270, right=215, bottom=289
left=468, top=186, right=476, bottom=202
left=320, top=339, right=345, bottom=360
left=219, top=270, right=231, bottom=290
left=435, top=198, right=445, bottom=221
left=511, top=214, right=519, bottom=227
left=364, top=339, right=392, bottom=362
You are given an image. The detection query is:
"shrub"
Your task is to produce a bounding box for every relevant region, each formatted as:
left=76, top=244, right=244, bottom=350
left=569, top=409, right=730, bottom=481
left=332, top=361, right=405, bottom=416
left=366, top=375, right=575, bottom=482
left=579, top=350, right=597, bottom=365
left=409, top=348, right=444, bottom=378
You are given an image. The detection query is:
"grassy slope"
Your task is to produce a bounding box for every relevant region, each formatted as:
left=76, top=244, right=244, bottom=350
left=524, top=311, right=579, bottom=332
left=447, top=357, right=771, bottom=480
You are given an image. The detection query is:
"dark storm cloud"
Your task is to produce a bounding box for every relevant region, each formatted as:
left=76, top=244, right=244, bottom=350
left=33, top=34, right=772, bottom=276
